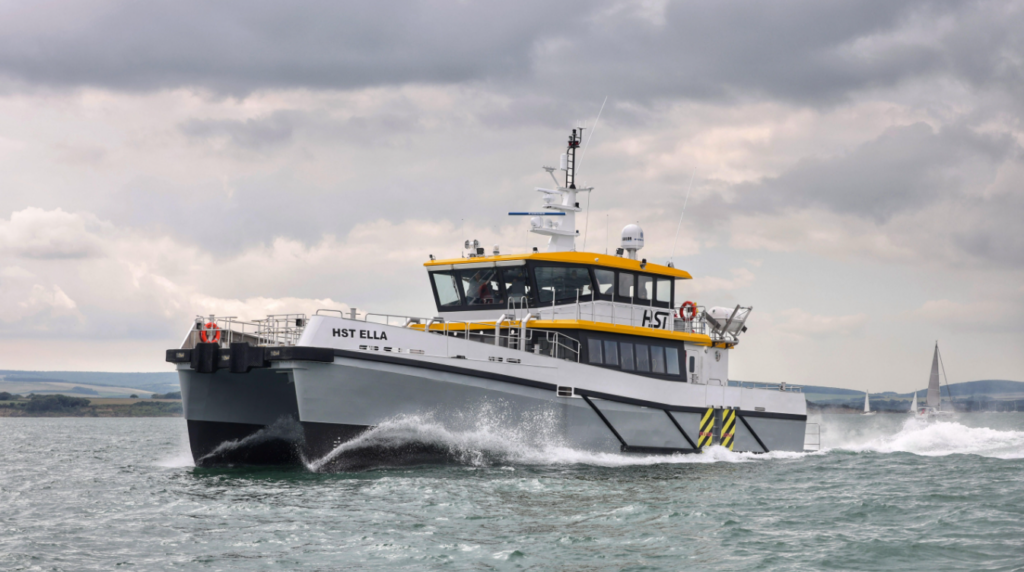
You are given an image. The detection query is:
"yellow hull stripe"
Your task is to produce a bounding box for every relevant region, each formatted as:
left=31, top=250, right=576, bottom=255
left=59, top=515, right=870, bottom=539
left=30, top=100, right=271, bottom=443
left=410, top=319, right=714, bottom=345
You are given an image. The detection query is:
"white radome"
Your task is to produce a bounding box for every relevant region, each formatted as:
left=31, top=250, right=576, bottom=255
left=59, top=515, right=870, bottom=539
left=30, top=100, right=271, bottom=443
left=621, top=223, right=645, bottom=258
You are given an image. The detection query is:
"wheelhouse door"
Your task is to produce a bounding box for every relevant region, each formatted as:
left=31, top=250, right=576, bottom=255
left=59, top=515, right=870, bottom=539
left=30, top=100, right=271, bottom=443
left=685, top=350, right=702, bottom=384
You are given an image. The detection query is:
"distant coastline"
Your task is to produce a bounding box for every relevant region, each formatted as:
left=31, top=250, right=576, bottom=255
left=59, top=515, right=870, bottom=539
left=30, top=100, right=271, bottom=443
left=0, top=394, right=182, bottom=418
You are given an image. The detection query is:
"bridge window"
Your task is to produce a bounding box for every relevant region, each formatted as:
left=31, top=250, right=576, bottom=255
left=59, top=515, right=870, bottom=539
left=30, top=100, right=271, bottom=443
left=594, top=268, right=614, bottom=299
left=656, top=278, right=672, bottom=306
left=456, top=268, right=503, bottom=306
left=431, top=272, right=462, bottom=307
left=617, top=272, right=635, bottom=299
left=536, top=266, right=593, bottom=304
left=638, top=275, right=653, bottom=301
left=501, top=266, right=531, bottom=305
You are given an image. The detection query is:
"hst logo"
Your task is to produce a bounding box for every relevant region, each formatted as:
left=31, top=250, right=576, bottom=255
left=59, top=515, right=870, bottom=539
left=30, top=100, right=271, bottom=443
left=641, top=310, right=671, bottom=329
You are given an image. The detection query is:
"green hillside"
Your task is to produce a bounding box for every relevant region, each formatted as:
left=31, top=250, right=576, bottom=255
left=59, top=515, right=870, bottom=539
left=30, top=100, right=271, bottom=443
left=0, top=370, right=179, bottom=398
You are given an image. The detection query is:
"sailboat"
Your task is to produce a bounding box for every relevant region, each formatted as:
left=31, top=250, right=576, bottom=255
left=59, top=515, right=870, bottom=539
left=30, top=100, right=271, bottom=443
left=909, top=392, right=917, bottom=414
left=915, top=342, right=955, bottom=420
left=862, top=391, right=876, bottom=416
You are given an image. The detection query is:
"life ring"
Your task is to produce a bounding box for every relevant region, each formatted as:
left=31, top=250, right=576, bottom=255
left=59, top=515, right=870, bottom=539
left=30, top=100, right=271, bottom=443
left=200, top=322, right=221, bottom=343
left=680, top=301, right=698, bottom=321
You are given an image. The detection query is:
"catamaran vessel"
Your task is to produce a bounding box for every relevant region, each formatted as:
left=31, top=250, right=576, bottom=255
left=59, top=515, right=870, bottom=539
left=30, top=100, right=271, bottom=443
left=166, top=129, right=810, bottom=467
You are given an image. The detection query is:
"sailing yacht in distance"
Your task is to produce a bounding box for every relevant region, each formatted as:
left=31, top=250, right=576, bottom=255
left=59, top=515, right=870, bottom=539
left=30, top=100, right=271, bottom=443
left=862, top=392, right=876, bottom=416
left=915, top=342, right=955, bottom=420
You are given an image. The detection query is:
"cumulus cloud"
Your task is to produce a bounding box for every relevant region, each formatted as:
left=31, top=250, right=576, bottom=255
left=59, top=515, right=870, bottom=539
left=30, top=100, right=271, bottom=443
left=0, top=278, right=82, bottom=326
left=0, top=207, right=105, bottom=259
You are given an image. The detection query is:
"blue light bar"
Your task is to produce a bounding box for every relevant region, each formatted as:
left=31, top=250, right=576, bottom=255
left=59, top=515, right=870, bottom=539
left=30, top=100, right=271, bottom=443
left=508, top=212, right=566, bottom=216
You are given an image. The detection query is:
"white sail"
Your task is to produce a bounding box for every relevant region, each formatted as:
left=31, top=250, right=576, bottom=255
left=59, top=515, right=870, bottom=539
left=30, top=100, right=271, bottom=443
left=927, top=343, right=941, bottom=408
left=910, top=392, right=918, bottom=413
left=864, top=392, right=871, bottom=413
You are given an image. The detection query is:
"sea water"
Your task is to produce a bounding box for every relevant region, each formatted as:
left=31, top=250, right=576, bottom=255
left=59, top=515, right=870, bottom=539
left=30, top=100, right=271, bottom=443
left=1, top=413, right=1022, bottom=571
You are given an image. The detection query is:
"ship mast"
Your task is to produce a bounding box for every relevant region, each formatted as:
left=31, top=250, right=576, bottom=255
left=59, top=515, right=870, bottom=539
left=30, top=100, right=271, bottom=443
left=565, top=128, right=580, bottom=189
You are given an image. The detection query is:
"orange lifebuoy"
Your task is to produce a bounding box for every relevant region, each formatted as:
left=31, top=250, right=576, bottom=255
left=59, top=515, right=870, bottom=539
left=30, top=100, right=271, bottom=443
left=680, top=301, right=698, bottom=320
left=200, top=322, right=221, bottom=343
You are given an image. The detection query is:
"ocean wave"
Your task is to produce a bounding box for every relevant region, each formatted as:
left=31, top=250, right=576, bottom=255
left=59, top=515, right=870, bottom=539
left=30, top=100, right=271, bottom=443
left=826, top=417, right=1024, bottom=459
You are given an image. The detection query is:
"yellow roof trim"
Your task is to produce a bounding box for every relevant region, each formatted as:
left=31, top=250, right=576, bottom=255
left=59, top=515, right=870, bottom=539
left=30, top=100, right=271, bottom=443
left=409, top=319, right=712, bottom=345
left=423, top=251, right=692, bottom=279
left=529, top=320, right=713, bottom=345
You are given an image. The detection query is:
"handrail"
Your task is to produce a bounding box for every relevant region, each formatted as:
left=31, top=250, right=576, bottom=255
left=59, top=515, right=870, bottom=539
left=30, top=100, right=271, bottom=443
left=187, top=314, right=307, bottom=349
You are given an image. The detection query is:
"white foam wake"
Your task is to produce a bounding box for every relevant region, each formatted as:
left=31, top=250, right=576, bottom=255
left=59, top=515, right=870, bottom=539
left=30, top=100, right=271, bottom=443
left=303, top=411, right=808, bottom=472
left=827, top=417, right=1024, bottom=459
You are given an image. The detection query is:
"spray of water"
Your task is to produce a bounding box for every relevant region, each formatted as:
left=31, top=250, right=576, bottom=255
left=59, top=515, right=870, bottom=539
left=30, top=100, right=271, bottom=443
left=824, top=416, right=1024, bottom=459
left=302, top=406, right=811, bottom=473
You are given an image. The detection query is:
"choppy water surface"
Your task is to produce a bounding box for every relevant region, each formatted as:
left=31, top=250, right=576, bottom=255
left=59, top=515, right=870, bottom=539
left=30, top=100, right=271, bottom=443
left=1, top=414, right=1023, bottom=571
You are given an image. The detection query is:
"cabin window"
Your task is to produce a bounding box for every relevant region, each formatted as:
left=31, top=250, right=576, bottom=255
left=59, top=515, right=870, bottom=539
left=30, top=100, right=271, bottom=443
left=594, top=268, right=615, bottom=298
left=638, top=275, right=653, bottom=301
left=501, top=266, right=531, bottom=305
left=432, top=272, right=462, bottom=307
left=620, top=343, right=635, bottom=370
left=535, top=265, right=593, bottom=304
left=584, top=335, right=684, bottom=379
left=603, top=340, right=619, bottom=366
left=689, top=355, right=696, bottom=373
left=635, top=343, right=650, bottom=372
left=456, top=268, right=503, bottom=306
left=587, top=338, right=603, bottom=364
left=656, top=278, right=672, bottom=306
left=650, top=346, right=666, bottom=374
left=617, top=272, right=635, bottom=299
left=666, top=347, right=680, bottom=375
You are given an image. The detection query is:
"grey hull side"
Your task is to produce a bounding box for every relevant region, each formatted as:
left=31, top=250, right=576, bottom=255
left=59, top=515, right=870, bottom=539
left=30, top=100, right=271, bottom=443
left=294, top=357, right=621, bottom=459
left=178, top=367, right=302, bottom=466
left=292, top=356, right=807, bottom=463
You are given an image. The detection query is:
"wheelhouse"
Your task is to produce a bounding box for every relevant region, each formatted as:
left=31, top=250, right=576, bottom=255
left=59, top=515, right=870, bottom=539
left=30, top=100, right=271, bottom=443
left=424, top=252, right=689, bottom=314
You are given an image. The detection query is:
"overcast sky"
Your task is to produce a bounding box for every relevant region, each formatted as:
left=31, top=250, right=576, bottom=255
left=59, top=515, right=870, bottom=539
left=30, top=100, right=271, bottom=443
left=0, top=0, right=1021, bottom=391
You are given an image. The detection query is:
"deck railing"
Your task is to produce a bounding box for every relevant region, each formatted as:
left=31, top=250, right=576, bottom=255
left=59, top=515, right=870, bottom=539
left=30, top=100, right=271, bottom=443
left=184, top=314, right=307, bottom=349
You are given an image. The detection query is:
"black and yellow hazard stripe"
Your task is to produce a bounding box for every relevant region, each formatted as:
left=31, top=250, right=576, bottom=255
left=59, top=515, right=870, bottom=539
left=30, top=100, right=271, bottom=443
left=721, top=409, right=736, bottom=451
left=698, top=407, right=715, bottom=448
